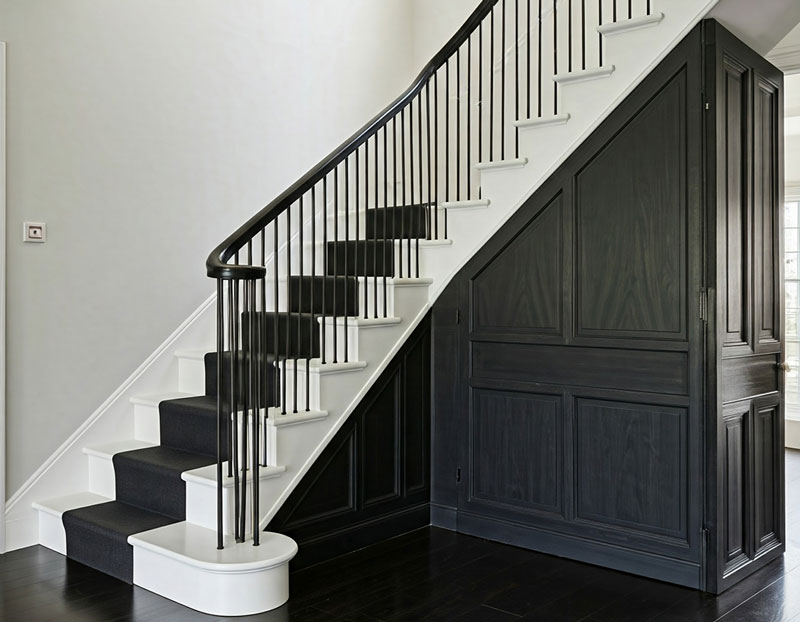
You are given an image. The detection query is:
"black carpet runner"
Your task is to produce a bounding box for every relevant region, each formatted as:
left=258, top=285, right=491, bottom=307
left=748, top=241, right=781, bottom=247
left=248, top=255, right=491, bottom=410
left=61, top=204, right=429, bottom=583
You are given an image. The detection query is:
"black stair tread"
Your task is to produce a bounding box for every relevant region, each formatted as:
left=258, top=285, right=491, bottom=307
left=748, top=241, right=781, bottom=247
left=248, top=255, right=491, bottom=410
left=113, top=445, right=216, bottom=474
left=62, top=500, right=177, bottom=583
left=113, top=446, right=214, bottom=521
left=63, top=500, right=176, bottom=542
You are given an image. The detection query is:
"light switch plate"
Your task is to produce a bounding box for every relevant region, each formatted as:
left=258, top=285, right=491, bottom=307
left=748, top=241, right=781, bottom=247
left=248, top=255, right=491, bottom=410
left=24, top=222, right=46, bottom=243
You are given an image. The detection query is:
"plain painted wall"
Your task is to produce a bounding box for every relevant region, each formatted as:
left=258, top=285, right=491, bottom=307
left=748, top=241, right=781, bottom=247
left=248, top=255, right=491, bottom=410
left=411, top=0, right=476, bottom=71
left=0, top=0, right=418, bottom=495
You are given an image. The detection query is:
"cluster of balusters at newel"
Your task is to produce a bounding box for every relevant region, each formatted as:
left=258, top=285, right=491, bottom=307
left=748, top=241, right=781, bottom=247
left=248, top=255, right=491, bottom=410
left=208, top=0, right=657, bottom=549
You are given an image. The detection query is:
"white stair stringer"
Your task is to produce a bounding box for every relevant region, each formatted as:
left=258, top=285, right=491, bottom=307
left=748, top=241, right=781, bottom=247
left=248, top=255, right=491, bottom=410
left=25, top=2, right=720, bottom=616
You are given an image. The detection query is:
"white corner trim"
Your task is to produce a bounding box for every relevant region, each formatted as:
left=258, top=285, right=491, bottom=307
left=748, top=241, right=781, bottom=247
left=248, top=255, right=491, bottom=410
left=786, top=181, right=800, bottom=202
left=4, top=291, right=216, bottom=535
left=0, top=42, right=7, bottom=554
left=767, top=44, right=800, bottom=75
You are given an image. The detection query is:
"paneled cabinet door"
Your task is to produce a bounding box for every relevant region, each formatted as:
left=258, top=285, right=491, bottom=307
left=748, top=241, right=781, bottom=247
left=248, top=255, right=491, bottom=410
left=708, top=20, right=785, bottom=594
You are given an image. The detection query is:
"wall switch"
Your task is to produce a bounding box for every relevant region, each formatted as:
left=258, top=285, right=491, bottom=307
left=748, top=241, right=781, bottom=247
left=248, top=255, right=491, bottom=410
left=24, top=222, right=46, bottom=243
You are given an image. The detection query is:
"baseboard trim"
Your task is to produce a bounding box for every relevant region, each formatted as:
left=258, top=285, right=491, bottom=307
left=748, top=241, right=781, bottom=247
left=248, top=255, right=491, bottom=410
left=288, top=503, right=430, bottom=570
left=430, top=503, right=457, bottom=530
left=4, top=292, right=216, bottom=551
left=455, top=511, right=702, bottom=589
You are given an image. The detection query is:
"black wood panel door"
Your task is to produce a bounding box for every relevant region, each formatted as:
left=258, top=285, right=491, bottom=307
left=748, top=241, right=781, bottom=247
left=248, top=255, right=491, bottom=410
left=705, top=20, right=785, bottom=594
left=431, top=24, right=707, bottom=589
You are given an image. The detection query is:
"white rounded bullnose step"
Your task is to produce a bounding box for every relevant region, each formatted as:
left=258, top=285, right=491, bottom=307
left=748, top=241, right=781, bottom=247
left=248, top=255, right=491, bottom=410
left=130, top=522, right=297, bottom=616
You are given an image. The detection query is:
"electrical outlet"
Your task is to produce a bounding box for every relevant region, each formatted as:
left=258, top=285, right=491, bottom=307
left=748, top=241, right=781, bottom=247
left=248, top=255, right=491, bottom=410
left=24, top=222, right=46, bottom=243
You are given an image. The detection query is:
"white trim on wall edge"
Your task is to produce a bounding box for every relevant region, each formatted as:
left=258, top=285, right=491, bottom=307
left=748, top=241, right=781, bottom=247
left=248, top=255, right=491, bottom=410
left=786, top=182, right=800, bottom=202
left=767, top=44, right=800, bottom=75
left=1, top=42, right=7, bottom=553
left=4, top=291, right=215, bottom=550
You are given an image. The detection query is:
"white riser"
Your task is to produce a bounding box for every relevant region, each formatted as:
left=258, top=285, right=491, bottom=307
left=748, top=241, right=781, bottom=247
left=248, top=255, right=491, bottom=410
left=183, top=462, right=285, bottom=535
left=177, top=351, right=206, bottom=395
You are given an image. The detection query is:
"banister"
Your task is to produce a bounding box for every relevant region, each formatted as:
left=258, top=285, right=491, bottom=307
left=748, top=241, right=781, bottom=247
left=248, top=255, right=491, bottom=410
left=206, top=0, right=498, bottom=280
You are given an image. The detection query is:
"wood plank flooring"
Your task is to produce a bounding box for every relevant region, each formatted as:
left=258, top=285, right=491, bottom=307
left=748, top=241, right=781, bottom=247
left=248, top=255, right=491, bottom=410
left=3, top=449, right=800, bottom=622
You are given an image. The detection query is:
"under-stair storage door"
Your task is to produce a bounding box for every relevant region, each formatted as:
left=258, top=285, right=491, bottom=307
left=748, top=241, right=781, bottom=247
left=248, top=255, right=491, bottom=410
left=706, top=20, right=785, bottom=594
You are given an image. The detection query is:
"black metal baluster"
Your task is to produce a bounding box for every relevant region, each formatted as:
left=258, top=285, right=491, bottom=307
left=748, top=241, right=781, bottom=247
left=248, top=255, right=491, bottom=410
left=628, top=0, right=632, bottom=20
left=239, top=277, right=247, bottom=542
left=581, top=0, right=586, bottom=71
left=375, top=134, right=380, bottom=318
left=446, top=59, right=451, bottom=201
left=467, top=36, right=472, bottom=199
left=245, top=279, right=255, bottom=545
left=259, top=228, right=267, bottom=457
left=393, top=116, right=398, bottom=273
left=382, top=128, right=388, bottom=317
left=515, top=0, right=519, bottom=157
left=344, top=157, right=350, bottom=364
left=417, top=95, right=422, bottom=278
left=501, top=0, right=506, bottom=160
left=354, top=150, right=360, bottom=326
left=333, top=168, right=339, bottom=363
left=479, top=22, right=484, bottom=174
left=308, top=186, right=315, bottom=412
left=229, top=278, right=239, bottom=541
left=457, top=47, right=461, bottom=202
left=294, top=201, right=305, bottom=413
left=435, top=72, right=440, bottom=237
left=283, top=208, right=289, bottom=413
left=321, top=176, right=327, bottom=365
left=409, top=101, right=415, bottom=277
left=296, top=196, right=303, bottom=414
left=614, top=0, right=617, bottom=22
left=599, top=0, right=603, bottom=65
left=400, top=107, right=406, bottom=278
left=365, top=139, right=370, bottom=319
left=554, top=0, right=558, bottom=115
left=272, top=227, right=279, bottom=420
left=569, top=0, right=573, bottom=72
left=426, top=82, right=432, bottom=240
left=539, top=0, right=543, bottom=117
left=490, top=8, right=495, bottom=160
left=647, top=0, right=651, bottom=15
left=251, top=279, right=260, bottom=546
left=216, top=279, right=224, bottom=549
left=527, top=1, right=531, bottom=119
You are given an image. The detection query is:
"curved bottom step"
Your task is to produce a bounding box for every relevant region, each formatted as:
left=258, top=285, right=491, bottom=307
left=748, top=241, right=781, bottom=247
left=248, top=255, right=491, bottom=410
left=130, top=521, right=297, bottom=616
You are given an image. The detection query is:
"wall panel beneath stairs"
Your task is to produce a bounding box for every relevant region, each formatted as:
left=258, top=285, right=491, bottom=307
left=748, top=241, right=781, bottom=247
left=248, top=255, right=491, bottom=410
left=268, top=315, right=431, bottom=570
left=432, top=25, right=705, bottom=588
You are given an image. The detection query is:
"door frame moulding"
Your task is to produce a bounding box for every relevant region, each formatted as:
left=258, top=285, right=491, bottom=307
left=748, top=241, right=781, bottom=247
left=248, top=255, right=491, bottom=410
left=0, top=41, right=7, bottom=553
left=787, top=184, right=800, bottom=449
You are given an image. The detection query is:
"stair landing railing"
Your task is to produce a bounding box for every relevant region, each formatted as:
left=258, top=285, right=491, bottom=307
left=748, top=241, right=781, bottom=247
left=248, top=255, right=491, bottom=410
left=206, top=0, right=657, bottom=549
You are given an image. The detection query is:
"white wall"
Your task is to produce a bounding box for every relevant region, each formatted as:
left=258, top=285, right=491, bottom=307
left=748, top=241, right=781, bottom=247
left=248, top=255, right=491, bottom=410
left=0, top=0, right=417, bottom=496
left=411, top=0, right=476, bottom=72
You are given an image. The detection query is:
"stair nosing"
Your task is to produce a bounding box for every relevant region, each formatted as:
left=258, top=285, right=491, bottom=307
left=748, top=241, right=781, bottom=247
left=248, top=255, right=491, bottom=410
left=597, top=13, right=664, bottom=36
left=476, top=157, right=529, bottom=171
left=554, top=65, right=616, bottom=85
left=515, top=113, right=571, bottom=129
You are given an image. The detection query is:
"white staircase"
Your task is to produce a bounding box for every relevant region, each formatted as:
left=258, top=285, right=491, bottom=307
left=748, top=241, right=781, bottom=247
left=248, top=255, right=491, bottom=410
left=23, top=0, right=718, bottom=616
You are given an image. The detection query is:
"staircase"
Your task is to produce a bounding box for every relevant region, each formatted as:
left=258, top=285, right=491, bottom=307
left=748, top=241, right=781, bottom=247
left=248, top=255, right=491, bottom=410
left=25, top=0, right=718, bottom=616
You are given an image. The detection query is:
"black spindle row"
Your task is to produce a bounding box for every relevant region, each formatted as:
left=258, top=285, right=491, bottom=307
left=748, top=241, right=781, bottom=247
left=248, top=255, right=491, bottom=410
left=208, top=0, right=656, bottom=549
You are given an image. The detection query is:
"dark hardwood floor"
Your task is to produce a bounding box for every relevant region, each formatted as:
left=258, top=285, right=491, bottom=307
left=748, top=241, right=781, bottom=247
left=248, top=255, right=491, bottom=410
left=3, top=450, right=800, bottom=622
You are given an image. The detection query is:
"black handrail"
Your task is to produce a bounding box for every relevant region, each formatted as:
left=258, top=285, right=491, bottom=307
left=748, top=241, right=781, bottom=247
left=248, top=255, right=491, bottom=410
left=206, top=0, right=498, bottom=280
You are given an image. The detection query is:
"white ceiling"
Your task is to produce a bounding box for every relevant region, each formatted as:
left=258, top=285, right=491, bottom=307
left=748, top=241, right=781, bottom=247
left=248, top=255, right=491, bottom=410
left=710, top=0, right=800, bottom=55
